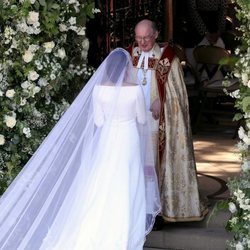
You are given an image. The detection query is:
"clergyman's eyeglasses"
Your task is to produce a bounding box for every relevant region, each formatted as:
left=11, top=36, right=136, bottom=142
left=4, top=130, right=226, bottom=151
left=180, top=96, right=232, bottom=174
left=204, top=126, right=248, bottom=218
left=135, top=34, right=154, bottom=42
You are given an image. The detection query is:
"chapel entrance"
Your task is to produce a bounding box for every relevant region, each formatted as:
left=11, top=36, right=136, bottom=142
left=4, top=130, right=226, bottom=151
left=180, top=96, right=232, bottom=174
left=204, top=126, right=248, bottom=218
left=86, top=0, right=171, bottom=67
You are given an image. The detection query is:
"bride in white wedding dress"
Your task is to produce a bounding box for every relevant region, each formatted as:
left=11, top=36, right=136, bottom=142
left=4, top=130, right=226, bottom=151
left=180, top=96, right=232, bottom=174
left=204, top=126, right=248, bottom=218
left=0, top=48, right=160, bottom=250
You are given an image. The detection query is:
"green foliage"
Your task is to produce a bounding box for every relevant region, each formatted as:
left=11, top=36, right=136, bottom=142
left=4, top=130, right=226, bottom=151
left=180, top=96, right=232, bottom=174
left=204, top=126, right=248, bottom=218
left=0, top=0, right=96, bottom=192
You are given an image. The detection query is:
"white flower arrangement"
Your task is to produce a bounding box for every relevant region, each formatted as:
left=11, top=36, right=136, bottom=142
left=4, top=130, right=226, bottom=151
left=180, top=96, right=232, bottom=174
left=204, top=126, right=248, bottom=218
left=0, top=0, right=97, bottom=192
left=220, top=1, right=250, bottom=249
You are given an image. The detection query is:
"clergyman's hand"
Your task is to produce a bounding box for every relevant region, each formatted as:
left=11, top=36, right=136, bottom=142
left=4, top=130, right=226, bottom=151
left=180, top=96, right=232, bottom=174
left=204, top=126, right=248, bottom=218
left=150, top=99, right=161, bottom=120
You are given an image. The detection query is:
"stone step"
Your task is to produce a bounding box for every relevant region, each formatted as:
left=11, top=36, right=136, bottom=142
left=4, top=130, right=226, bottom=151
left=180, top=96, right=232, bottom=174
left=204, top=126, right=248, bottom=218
left=144, top=248, right=178, bottom=250
left=144, top=202, right=233, bottom=250
left=168, top=208, right=231, bottom=229
left=144, top=248, right=174, bottom=250
left=144, top=227, right=233, bottom=250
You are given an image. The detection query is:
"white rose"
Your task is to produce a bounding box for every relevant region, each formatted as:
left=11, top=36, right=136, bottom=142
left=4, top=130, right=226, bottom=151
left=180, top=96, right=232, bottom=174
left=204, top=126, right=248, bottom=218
left=43, top=41, right=55, bottom=53
left=228, top=202, right=237, bottom=213
left=11, top=39, right=18, bottom=49
left=26, top=133, right=31, bottom=138
left=28, top=44, right=39, bottom=52
left=27, top=11, right=39, bottom=25
left=4, top=115, right=17, bottom=128
left=235, top=242, right=244, bottom=250
left=0, top=134, right=5, bottom=145
left=6, top=89, right=15, bottom=98
left=235, top=48, right=240, bottom=55
left=68, top=17, right=76, bottom=25
left=16, top=19, right=27, bottom=31
left=23, top=127, right=30, bottom=134
left=23, top=127, right=31, bottom=138
left=23, top=50, right=34, bottom=63
left=69, top=25, right=77, bottom=32
left=33, top=26, right=41, bottom=33
left=38, top=78, right=49, bottom=87
left=241, top=73, right=248, bottom=85
left=69, top=0, right=77, bottom=3
left=33, top=86, right=41, bottom=94
left=242, top=133, right=250, bottom=145
left=59, top=23, right=68, bottom=32
left=21, top=81, right=31, bottom=89
left=76, top=27, right=85, bottom=36
left=230, top=89, right=240, bottom=99
left=81, top=50, right=88, bottom=59
left=0, top=90, right=3, bottom=97
left=28, top=70, right=39, bottom=81
left=81, top=39, right=89, bottom=50
left=30, top=0, right=36, bottom=4
left=238, top=126, right=245, bottom=139
left=57, top=48, right=66, bottom=59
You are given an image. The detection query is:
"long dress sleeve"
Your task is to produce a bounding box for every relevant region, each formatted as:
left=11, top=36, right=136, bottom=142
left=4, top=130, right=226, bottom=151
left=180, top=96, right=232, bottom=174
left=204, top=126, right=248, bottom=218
left=93, top=87, right=105, bottom=127
left=136, top=86, right=146, bottom=125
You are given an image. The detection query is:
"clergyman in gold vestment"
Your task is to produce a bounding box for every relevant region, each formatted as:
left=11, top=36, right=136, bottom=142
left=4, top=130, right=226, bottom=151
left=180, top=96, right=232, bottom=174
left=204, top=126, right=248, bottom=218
left=128, top=19, right=208, bottom=223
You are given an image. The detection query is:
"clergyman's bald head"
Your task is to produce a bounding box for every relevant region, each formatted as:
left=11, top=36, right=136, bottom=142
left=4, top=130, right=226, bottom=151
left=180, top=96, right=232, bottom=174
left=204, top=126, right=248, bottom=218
left=135, top=19, right=158, bottom=33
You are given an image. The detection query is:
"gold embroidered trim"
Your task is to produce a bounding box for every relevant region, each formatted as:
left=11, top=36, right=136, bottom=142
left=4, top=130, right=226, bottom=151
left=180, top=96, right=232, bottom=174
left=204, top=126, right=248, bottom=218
left=132, top=56, right=159, bottom=70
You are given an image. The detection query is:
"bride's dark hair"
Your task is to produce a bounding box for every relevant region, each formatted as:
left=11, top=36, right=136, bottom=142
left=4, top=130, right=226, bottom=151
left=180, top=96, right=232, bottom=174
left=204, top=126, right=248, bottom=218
left=105, top=50, right=128, bottom=83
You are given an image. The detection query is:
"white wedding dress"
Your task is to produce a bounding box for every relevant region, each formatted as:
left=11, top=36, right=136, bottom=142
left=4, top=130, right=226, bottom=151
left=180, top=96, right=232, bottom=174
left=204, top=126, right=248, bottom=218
left=70, top=85, right=147, bottom=250
left=0, top=48, right=160, bottom=250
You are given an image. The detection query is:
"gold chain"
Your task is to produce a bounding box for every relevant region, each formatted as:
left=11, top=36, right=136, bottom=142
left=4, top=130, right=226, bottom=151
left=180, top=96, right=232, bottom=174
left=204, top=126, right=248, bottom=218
left=142, top=69, right=148, bottom=85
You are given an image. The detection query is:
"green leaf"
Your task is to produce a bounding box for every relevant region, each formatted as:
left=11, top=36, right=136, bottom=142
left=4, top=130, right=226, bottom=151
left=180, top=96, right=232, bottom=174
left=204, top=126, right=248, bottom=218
left=233, top=113, right=243, bottom=121
left=34, top=1, right=40, bottom=10
left=6, top=162, right=14, bottom=173
left=51, top=4, right=60, bottom=10
left=242, top=96, right=250, bottom=112
left=39, top=0, right=46, bottom=6
left=85, top=2, right=95, bottom=19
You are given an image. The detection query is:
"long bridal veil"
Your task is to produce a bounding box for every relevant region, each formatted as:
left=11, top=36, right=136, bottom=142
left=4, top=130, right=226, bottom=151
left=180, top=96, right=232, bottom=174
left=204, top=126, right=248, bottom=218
left=0, top=48, right=161, bottom=249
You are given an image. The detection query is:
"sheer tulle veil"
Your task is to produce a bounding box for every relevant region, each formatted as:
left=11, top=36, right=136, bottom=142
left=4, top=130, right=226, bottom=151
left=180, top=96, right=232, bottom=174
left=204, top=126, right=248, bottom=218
left=0, top=48, right=161, bottom=249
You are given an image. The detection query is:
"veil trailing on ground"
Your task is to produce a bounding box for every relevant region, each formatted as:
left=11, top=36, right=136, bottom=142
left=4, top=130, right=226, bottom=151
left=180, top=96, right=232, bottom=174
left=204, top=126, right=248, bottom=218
left=0, top=48, right=160, bottom=249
